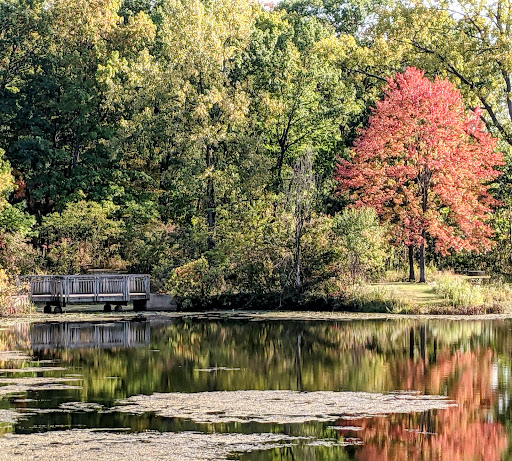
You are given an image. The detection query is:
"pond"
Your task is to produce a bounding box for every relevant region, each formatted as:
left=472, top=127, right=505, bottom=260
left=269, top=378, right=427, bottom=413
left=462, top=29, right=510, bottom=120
left=0, top=314, right=509, bottom=460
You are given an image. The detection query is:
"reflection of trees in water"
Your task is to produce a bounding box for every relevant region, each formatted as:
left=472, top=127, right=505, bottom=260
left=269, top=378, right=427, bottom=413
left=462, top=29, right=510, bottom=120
left=151, top=320, right=508, bottom=460
left=346, top=322, right=509, bottom=460
left=8, top=319, right=503, bottom=399
left=3, top=318, right=511, bottom=460
left=334, top=349, right=508, bottom=461
left=0, top=323, right=31, bottom=356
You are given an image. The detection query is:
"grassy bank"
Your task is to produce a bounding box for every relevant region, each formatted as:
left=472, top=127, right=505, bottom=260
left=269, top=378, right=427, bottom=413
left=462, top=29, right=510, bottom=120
left=170, top=271, right=510, bottom=314
left=0, top=271, right=507, bottom=318
left=337, top=272, right=511, bottom=314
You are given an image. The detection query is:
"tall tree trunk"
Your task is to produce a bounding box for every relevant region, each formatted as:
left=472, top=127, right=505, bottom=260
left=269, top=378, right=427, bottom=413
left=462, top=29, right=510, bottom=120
left=274, top=142, right=286, bottom=191
left=290, top=152, right=314, bottom=304
left=418, top=164, right=430, bottom=283
left=295, top=230, right=302, bottom=304
left=68, top=126, right=80, bottom=174
left=419, top=232, right=426, bottom=283
left=408, top=245, right=415, bottom=282
left=509, top=206, right=512, bottom=247
left=409, top=327, right=415, bottom=359
left=205, top=144, right=215, bottom=250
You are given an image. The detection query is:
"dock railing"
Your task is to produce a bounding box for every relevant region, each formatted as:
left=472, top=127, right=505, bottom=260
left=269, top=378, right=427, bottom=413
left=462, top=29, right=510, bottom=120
left=23, top=274, right=150, bottom=310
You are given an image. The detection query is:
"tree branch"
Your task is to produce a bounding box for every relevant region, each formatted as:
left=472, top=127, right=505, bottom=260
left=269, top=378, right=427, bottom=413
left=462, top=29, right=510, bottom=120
left=409, top=40, right=512, bottom=146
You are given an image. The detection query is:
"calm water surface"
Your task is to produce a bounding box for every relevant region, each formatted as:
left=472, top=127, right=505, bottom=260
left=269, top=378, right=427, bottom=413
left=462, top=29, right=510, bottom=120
left=0, top=316, right=510, bottom=460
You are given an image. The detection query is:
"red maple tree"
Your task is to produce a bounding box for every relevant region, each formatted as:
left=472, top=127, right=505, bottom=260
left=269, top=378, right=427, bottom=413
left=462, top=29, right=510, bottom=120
left=335, top=67, right=503, bottom=281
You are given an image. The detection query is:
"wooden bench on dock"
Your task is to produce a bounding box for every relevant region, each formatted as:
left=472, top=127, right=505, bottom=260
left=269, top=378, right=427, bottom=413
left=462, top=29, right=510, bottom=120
left=22, top=274, right=150, bottom=314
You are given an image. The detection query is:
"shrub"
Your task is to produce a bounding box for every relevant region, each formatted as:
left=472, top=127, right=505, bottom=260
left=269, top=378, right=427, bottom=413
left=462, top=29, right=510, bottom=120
left=431, top=272, right=484, bottom=307
left=0, top=270, right=33, bottom=316
left=334, top=283, right=412, bottom=313
left=429, top=271, right=509, bottom=313
left=333, top=208, right=388, bottom=283
left=168, top=256, right=226, bottom=302
left=0, top=232, right=42, bottom=276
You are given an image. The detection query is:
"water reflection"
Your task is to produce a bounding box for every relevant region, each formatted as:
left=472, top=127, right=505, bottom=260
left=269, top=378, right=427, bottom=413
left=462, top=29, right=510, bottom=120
left=29, top=320, right=150, bottom=350
left=0, top=318, right=511, bottom=460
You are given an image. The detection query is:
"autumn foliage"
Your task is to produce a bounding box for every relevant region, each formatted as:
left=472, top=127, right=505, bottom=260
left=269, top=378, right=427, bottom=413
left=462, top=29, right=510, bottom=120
left=335, top=67, right=503, bottom=271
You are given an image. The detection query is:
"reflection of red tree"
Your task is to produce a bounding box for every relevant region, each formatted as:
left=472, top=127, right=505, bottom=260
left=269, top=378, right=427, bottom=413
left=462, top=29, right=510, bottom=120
left=337, top=349, right=508, bottom=461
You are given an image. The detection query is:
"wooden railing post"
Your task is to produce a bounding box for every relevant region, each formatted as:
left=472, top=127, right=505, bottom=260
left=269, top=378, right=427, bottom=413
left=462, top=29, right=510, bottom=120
left=94, top=277, right=99, bottom=303
left=145, top=275, right=150, bottom=299
left=123, top=277, right=129, bottom=302
left=63, top=277, right=67, bottom=305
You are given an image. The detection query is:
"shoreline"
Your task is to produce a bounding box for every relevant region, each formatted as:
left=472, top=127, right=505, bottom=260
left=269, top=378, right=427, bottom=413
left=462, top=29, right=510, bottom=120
left=2, top=308, right=512, bottom=327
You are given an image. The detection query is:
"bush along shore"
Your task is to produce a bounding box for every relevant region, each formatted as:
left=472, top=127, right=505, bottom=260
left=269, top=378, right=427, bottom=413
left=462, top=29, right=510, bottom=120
left=0, top=271, right=33, bottom=317
left=1, top=267, right=507, bottom=317
left=171, top=271, right=511, bottom=315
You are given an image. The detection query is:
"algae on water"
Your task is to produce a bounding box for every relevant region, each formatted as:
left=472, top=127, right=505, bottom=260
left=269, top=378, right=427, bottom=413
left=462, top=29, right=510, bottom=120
left=114, top=390, right=456, bottom=424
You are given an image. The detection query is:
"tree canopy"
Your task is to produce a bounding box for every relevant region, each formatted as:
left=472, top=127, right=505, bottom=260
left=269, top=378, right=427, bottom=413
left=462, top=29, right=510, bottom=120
left=1, top=0, right=512, bottom=301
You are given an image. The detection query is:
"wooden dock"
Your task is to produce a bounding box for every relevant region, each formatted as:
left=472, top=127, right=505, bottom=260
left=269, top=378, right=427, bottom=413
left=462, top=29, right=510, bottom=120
left=23, top=274, right=150, bottom=313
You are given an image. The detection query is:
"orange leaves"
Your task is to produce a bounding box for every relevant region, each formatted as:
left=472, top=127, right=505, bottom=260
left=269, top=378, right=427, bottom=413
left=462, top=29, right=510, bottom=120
left=335, top=67, right=503, bottom=253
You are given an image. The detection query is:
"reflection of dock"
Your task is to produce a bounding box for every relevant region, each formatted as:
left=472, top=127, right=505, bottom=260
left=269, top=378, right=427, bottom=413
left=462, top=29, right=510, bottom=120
left=29, top=321, right=150, bottom=350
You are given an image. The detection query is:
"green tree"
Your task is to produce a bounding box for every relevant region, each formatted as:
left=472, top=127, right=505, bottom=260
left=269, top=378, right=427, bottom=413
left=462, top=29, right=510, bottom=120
left=0, top=148, right=33, bottom=237
left=0, top=0, right=43, bottom=126
left=2, top=0, right=156, bottom=215
left=153, top=0, right=254, bottom=251
left=0, top=148, right=35, bottom=276
left=40, top=200, right=123, bottom=273
left=278, top=0, right=388, bottom=35
left=236, top=11, right=355, bottom=193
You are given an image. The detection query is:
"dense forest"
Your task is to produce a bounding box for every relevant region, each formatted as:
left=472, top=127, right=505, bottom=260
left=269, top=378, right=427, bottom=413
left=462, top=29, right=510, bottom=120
left=2, top=0, right=512, bottom=307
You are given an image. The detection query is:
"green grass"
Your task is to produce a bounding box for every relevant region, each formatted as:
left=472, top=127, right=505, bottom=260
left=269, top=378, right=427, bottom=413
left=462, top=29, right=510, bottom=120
left=372, top=282, right=446, bottom=307
left=363, top=271, right=511, bottom=314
